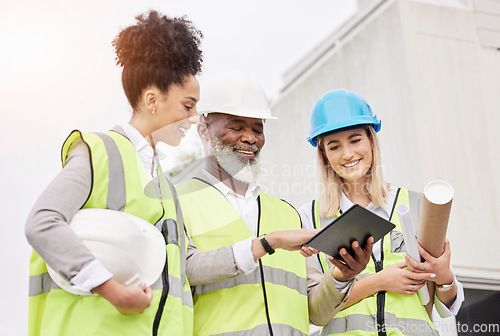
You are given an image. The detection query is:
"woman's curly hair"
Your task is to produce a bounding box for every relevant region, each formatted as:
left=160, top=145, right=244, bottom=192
left=113, top=10, right=203, bottom=109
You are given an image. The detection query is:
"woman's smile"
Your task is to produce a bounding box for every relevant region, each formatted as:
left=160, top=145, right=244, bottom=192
left=342, top=159, right=361, bottom=168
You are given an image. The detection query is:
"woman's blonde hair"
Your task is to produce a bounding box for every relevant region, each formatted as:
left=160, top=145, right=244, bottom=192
left=316, top=126, right=390, bottom=217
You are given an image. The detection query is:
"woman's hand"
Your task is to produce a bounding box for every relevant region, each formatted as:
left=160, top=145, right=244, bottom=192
left=377, top=261, right=435, bottom=295
left=404, top=239, right=454, bottom=286
left=92, top=279, right=153, bottom=315
left=330, top=236, right=374, bottom=282
left=405, top=239, right=458, bottom=308
left=340, top=256, right=436, bottom=309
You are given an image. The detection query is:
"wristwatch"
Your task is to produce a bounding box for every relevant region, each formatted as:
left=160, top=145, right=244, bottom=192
left=436, top=278, right=455, bottom=292
left=259, top=234, right=275, bottom=255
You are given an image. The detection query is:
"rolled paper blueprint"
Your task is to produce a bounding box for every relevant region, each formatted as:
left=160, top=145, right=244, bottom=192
left=417, top=180, right=454, bottom=316
left=397, top=204, right=430, bottom=306
left=418, top=180, right=454, bottom=258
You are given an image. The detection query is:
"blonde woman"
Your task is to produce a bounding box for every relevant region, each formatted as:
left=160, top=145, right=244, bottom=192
left=299, top=89, right=464, bottom=335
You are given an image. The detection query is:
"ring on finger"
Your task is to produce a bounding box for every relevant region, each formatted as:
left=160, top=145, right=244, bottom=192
left=411, top=284, right=415, bottom=292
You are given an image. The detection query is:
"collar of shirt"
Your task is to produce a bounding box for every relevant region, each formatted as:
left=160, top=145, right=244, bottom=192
left=120, top=123, right=168, bottom=176
left=339, top=187, right=398, bottom=221
left=340, top=187, right=398, bottom=261
left=200, top=169, right=260, bottom=201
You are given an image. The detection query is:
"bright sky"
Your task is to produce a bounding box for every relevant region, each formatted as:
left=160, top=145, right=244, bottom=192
left=0, top=0, right=356, bottom=333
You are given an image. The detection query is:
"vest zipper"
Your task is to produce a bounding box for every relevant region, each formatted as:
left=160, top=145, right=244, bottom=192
left=374, top=188, right=400, bottom=336
left=374, top=255, right=386, bottom=336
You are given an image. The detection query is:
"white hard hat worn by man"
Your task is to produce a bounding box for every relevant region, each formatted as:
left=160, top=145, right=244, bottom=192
left=198, top=70, right=277, bottom=120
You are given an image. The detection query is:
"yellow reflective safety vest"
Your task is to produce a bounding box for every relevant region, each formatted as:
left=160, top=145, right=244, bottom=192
left=311, top=188, right=438, bottom=336
left=28, top=130, right=193, bottom=336
left=176, top=177, right=310, bottom=336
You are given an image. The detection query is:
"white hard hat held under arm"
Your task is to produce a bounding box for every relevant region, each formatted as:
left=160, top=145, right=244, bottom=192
left=47, top=209, right=166, bottom=295
left=197, top=70, right=277, bottom=120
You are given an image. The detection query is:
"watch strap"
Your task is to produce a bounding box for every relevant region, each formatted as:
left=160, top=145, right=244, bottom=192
left=259, top=234, right=275, bottom=255
left=436, top=278, right=455, bottom=292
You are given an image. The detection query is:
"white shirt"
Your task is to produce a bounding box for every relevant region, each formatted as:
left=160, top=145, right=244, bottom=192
left=298, top=187, right=464, bottom=318
left=121, top=123, right=168, bottom=177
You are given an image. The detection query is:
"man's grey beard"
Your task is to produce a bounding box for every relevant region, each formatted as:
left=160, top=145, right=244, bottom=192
left=210, top=134, right=261, bottom=183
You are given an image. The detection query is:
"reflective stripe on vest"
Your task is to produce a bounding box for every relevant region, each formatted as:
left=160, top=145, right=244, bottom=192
left=176, top=178, right=309, bottom=336
left=193, top=264, right=307, bottom=297
left=95, top=132, right=126, bottom=211
left=28, top=130, right=193, bottom=336
left=149, top=274, right=191, bottom=305
left=28, top=272, right=193, bottom=308
left=214, top=323, right=307, bottom=336
left=313, top=189, right=436, bottom=336
left=29, top=273, right=58, bottom=296
left=320, top=313, right=437, bottom=336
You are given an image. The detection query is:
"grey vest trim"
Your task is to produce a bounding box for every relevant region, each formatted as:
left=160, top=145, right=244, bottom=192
left=29, top=273, right=59, bottom=296
left=320, top=312, right=438, bottom=336
left=29, top=272, right=193, bottom=308
left=213, top=323, right=307, bottom=336
left=193, top=265, right=306, bottom=297
left=95, top=132, right=126, bottom=211
left=151, top=274, right=193, bottom=308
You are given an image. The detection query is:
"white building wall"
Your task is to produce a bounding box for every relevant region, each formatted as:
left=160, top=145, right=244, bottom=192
left=261, top=0, right=500, bottom=286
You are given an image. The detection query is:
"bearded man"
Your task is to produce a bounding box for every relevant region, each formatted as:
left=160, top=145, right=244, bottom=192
left=176, top=71, right=373, bottom=336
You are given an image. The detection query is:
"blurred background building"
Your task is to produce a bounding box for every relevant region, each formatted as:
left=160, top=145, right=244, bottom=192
left=261, top=0, right=500, bottom=335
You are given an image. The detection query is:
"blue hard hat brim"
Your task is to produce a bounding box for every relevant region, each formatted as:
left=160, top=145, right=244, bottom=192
left=307, top=119, right=381, bottom=147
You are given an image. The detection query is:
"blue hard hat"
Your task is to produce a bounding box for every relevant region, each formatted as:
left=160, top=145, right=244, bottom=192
left=307, top=89, right=381, bottom=147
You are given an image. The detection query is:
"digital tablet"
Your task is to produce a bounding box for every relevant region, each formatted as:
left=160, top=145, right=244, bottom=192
left=306, top=204, right=396, bottom=260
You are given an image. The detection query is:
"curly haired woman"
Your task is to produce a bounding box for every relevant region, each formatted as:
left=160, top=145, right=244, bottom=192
left=25, top=10, right=203, bottom=335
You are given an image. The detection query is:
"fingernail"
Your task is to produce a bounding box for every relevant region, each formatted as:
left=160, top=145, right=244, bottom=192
left=431, top=274, right=436, bottom=278
left=403, top=252, right=407, bottom=257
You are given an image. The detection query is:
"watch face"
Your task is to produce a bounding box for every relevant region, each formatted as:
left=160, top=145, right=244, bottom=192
left=437, top=286, right=452, bottom=292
